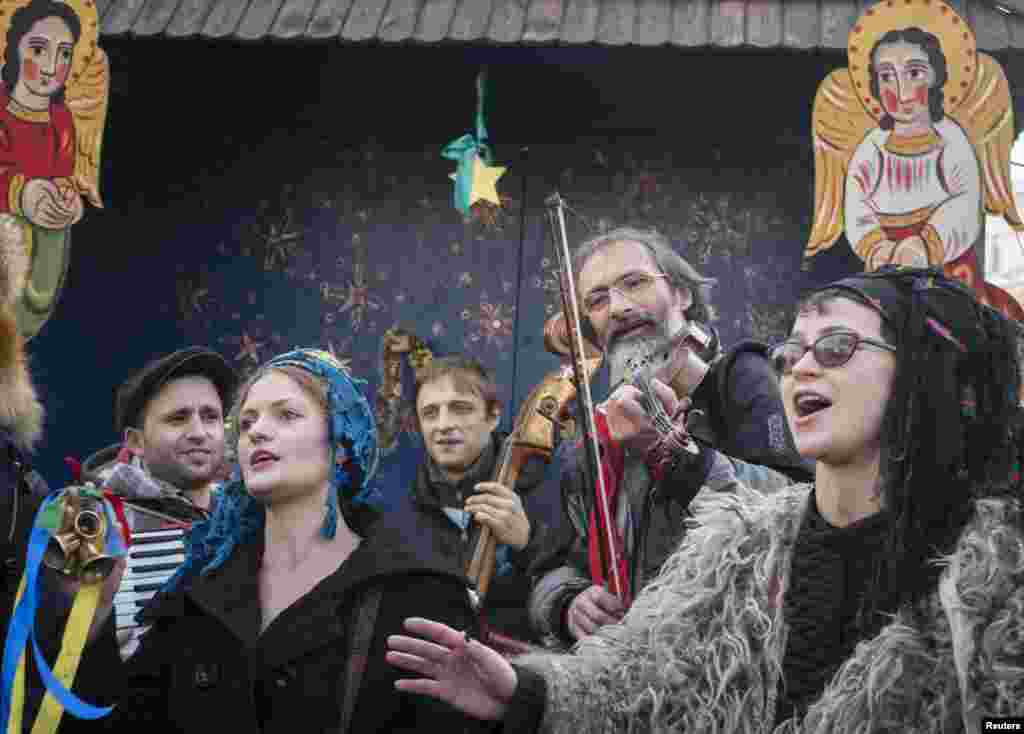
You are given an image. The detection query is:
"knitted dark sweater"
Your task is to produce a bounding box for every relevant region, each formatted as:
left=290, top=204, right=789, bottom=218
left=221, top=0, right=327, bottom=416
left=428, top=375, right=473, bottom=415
left=775, top=491, right=892, bottom=724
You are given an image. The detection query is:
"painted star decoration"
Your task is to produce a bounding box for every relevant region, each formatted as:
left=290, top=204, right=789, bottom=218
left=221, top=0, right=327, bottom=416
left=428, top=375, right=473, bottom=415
left=325, top=342, right=353, bottom=373
left=450, top=155, right=507, bottom=208
left=236, top=333, right=264, bottom=364
left=474, top=302, right=514, bottom=347
left=338, top=268, right=383, bottom=331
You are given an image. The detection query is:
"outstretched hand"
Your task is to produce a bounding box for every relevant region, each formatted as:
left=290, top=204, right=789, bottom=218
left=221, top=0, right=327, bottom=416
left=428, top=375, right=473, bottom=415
left=387, top=617, right=518, bottom=721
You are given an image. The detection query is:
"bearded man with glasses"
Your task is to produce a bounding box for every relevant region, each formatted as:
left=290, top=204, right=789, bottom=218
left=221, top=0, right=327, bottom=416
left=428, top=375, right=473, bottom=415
left=529, top=227, right=812, bottom=647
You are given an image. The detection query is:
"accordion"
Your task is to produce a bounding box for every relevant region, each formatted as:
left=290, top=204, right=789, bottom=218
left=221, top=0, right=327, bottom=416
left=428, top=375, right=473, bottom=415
left=113, top=502, right=198, bottom=660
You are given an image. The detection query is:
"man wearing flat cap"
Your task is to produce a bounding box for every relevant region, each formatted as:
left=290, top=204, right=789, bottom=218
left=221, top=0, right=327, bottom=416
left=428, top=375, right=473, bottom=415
left=79, top=347, right=237, bottom=660
left=82, top=347, right=238, bottom=519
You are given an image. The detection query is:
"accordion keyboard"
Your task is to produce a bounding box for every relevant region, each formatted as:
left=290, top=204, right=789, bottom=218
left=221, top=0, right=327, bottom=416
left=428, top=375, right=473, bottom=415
left=114, top=527, right=186, bottom=659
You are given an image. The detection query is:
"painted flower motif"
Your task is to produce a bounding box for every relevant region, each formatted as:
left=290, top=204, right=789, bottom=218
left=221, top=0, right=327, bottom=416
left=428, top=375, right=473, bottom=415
left=325, top=342, right=353, bottom=373
left=474, top=302, right=514, bottom=347
left=252, top=205, right=305, bottom=272
left=235, top=333, right=264, bottom=364
left=685, top=193, right=750, bottom=263
left=339, top=264, right=383, bottom=331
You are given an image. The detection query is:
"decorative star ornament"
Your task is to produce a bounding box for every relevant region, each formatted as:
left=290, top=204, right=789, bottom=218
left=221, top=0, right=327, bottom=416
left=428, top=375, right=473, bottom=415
left=236, top=333, right=264, bottom=363
left=449, top=154, right=506, bottom=209
left=469, top=155, right=505, bottom=207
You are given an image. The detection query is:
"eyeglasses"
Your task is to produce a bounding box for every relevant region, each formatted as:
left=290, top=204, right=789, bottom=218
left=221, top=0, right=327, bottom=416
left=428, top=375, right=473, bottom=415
left=770, top=331, right=896, bottom=375
left=582, top=271, right=670, bottom=315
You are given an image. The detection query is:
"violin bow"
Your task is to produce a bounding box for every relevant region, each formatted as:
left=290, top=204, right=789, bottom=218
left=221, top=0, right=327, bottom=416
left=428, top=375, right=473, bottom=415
left=544, top=192, right=627, bottom=602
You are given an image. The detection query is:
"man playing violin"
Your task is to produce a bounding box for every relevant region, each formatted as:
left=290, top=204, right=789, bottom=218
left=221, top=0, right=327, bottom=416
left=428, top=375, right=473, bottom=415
left=403, top=355, right=555, bottom=648
left=530, top=227, right=810, bottom=647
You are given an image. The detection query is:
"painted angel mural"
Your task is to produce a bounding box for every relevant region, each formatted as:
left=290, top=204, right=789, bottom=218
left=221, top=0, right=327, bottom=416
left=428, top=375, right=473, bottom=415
left=805, top=0, right=1024, bottom=319
left=0, top=0, right=107, bottom=337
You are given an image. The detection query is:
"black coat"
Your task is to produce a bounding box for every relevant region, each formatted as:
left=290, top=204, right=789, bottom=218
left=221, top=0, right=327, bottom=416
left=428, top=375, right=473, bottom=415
left=527, top=341, right=807, bottom=646
left=689, top=340, right=813, bottom=481
left=98, top=519, right=487, bottom=734
left=396, top=432, right=559, bottom=643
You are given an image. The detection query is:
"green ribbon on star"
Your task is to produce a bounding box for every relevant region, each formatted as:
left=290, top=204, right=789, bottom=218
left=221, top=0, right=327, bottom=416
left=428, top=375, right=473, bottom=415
left=442, top=69, right=494, bottom=215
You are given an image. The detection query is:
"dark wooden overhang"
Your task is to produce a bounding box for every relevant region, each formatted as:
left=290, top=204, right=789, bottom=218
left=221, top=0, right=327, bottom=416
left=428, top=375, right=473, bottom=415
left=96, top=0, right=1024, bottom=51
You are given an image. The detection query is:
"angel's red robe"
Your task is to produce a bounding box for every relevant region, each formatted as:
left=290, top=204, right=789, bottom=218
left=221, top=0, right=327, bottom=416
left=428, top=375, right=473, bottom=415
left=0, top=90, right=75, bottom=216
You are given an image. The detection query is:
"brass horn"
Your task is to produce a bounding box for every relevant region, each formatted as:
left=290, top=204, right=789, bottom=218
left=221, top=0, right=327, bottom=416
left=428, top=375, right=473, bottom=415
left=42, top=485, right=117, bottom=582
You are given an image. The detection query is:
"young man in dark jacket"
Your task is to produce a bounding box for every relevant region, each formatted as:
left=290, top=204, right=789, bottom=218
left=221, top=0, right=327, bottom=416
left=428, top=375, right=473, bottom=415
left=397, top=355, right=557, bottom=648
left=529, top=226, right=812, bottom=648
left=79, top=347, right=238, bottom=660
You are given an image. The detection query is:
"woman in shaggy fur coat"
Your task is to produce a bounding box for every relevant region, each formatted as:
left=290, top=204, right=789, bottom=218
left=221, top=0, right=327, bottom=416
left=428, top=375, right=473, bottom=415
left=388, top=266, right=1024, bottom=733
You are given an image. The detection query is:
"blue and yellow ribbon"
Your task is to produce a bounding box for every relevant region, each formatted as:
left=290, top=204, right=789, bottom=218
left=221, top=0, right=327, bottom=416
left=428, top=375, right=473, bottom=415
left=2, top=487, right=127, bottom=733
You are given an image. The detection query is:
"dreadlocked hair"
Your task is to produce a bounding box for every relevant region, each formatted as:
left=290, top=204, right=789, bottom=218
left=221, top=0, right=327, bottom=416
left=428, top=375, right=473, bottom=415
left=801, top=268, right=1021, bottom=628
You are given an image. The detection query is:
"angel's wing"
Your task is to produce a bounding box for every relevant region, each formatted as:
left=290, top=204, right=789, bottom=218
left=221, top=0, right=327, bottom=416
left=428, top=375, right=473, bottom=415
left=64, top=48, right=109, bottom=209
left=805, top=69, right=877, bottom=260
left=950, top=53, right=1023, bottom=231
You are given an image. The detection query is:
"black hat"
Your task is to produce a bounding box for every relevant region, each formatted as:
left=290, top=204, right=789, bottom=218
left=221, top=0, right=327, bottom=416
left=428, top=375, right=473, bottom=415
left=115, top=347, right=239, bottom=434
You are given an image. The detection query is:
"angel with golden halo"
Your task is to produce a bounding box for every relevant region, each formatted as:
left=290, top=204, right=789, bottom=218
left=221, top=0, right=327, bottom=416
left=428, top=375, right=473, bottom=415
left=0, top=0, right=107, bottom=337
left=806, top=0, right=1024, bottom=319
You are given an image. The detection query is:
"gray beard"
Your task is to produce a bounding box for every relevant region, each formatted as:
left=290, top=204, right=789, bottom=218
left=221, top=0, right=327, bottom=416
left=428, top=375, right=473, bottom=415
left=606, top=323, right=677, bottom=392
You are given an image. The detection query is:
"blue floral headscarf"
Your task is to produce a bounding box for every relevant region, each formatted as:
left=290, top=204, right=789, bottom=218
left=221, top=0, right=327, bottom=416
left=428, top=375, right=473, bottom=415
left=162, top=349, right=380, bottom=592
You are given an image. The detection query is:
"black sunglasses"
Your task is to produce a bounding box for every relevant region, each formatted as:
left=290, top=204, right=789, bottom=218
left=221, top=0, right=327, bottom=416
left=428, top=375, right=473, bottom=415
left=770, top=331, right=897, bottom=375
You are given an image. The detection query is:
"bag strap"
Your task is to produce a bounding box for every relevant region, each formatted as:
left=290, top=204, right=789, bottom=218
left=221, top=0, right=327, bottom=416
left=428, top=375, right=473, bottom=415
left=336, top=586, right=383, bottom=733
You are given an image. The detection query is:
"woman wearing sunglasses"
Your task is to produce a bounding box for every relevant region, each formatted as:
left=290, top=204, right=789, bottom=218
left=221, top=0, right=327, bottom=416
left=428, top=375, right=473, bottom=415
left=387, top=267, right=1024, bottom=731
